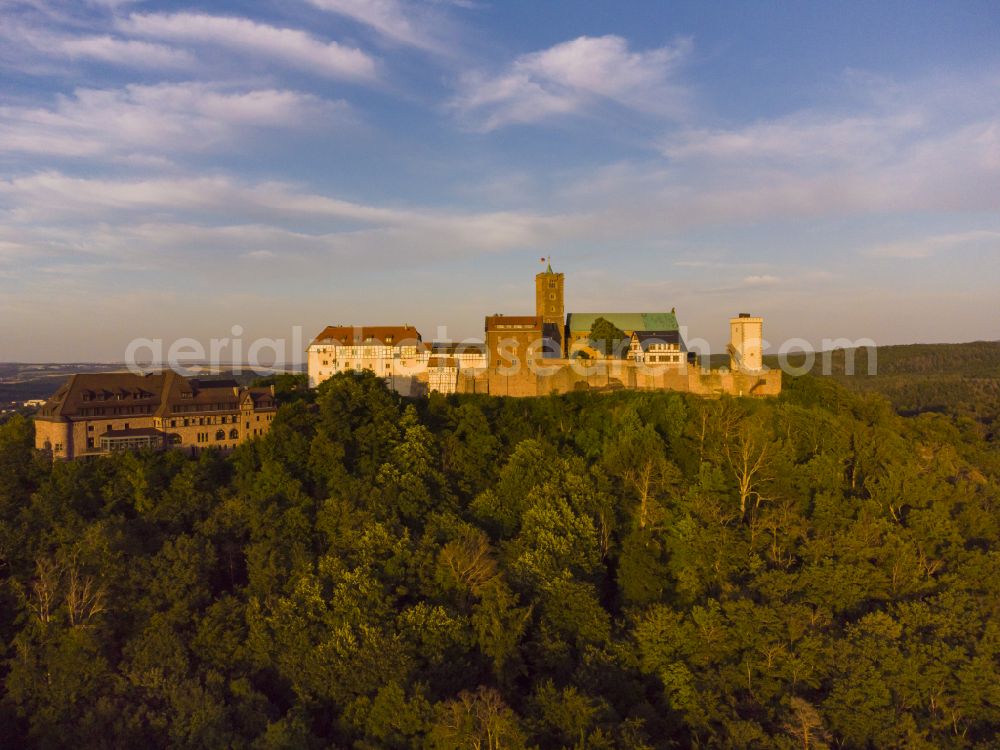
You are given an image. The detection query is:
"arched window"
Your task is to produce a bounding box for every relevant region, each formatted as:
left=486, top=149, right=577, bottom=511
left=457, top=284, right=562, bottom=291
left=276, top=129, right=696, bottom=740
left=215, top=430, right=226, bottom=441
left=229, top=428, right=239, bottom=440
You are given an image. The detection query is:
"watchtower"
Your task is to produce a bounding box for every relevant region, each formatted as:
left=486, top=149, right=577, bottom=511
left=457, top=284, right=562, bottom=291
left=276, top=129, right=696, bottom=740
left=729, top=313, right=764, bottom=372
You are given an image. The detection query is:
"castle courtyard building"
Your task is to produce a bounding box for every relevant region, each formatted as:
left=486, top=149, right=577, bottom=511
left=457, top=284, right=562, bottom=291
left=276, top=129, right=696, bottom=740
left=630, top=330, right=685, bottom=365
left=307, top=325, right=425, bottom=390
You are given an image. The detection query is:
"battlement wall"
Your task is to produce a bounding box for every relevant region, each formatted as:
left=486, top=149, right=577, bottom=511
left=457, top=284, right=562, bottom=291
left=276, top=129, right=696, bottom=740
left=454, top=360, right=781, bottom=397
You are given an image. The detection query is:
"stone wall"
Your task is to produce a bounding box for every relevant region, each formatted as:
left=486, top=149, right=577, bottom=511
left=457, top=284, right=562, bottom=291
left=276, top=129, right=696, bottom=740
left=454, top=358, right=782, bottom=398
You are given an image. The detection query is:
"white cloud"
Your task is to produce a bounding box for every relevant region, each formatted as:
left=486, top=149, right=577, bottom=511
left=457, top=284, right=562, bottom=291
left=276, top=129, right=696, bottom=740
left=0, top=83, right=347, bottom=159
left=662, top=112, right=923, bottom=166
left=55, top=34, right=195, bottom=68
left=866, top=230, right=1000, bottom=259
left=0, top=20, right=196, bottom=70
left=453, top=35, right=691, bottom=131
left=0, top=172, right=587, bottom=261
left=119, top=12, right=377, bottom=81
left=306, top=0, right=452, bottom=54
left=0, top=18, right=197, bottom=72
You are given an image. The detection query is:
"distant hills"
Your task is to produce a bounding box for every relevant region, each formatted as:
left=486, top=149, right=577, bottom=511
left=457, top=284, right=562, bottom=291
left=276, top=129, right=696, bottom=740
left=804, top=341, right=1000, bottom=425
left=804, top=340, right=1000, bottom=378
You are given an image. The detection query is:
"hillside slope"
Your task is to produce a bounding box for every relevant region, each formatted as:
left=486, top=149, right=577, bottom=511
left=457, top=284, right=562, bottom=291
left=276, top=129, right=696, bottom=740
left=2, top=371, right=998, bottom=748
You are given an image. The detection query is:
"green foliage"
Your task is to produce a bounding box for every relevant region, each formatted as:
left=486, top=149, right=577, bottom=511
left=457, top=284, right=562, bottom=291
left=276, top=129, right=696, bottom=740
left=588, top=317, right=630, bottom=358
left=2, top=370, right=999, bottom=748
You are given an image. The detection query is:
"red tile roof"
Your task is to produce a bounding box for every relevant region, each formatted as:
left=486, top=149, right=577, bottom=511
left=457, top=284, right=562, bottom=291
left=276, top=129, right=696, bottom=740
left=310, top=325, right=422, bottom=346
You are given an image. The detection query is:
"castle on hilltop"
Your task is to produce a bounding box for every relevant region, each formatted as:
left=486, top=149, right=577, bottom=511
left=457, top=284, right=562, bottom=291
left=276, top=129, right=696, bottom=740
left=308, top=264, right=781, bottom=398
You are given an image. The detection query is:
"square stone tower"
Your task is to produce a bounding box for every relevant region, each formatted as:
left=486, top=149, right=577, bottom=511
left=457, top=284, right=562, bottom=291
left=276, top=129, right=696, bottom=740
left=536, top=261, right=565, bottom=356
left=729, top=313, right=764, bottom=372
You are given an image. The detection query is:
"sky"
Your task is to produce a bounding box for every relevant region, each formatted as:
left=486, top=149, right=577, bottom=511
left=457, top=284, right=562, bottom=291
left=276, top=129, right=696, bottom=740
left=1, top=0, right=999, bottom=362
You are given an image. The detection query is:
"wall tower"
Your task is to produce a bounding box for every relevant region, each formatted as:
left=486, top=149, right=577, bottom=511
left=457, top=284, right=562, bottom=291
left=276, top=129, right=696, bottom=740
left=729, top=313, right=764, bottom=372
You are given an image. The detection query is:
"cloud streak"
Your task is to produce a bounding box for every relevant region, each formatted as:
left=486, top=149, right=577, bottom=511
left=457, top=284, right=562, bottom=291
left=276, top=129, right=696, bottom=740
left=452, top=35, right=691, bottom=131
left=119, top=12, right=378, bottom=81
left=306, top=0, right=454, bottom=55
left=0, top=171, right=588, bottom=267
left=0, top=83, right=347, bottom=160
left=866, top=230, right=1000, bottom=259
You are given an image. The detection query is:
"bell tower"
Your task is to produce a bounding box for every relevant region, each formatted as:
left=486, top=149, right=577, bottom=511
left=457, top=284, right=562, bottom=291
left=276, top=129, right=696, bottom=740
left=535, top=259, right=565, bottom=357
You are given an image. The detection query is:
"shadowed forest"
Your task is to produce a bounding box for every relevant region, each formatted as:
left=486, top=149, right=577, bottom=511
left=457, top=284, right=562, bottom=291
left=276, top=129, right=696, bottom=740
left=1, top=370, right=998, bottom=748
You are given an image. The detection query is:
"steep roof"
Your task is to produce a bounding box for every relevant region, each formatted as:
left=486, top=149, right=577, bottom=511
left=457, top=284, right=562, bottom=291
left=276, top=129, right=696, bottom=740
left=35, top=371, right=275, bottom=421
left=567, top=312, right=679, bottom=334
left=36, top=372, right=167, bottom=419
left=156, top=371, right=241, bottom=417
left=310, top=325, right=422, bottom=346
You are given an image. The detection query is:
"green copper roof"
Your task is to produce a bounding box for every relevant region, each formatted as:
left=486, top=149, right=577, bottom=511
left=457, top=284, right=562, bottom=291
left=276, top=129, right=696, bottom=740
left=567, top=312, right=679, bottom=334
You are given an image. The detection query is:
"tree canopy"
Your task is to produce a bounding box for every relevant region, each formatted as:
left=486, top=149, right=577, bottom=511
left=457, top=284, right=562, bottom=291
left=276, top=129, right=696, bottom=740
left=588, top=318, right=630, bottom=359
left=2, top=371, right=999, bottom=748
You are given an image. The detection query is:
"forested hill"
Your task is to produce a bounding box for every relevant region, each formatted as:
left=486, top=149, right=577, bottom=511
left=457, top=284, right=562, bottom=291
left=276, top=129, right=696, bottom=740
left=2, top=372, right=999, bottom=748
left=813, top=340, right=1000, bottom=377
left=805, top=340, right=1000, bottom=427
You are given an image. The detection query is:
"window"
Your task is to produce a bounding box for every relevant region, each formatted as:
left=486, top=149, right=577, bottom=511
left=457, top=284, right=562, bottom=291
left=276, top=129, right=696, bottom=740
left=54, top=443, right=63, bottom=452
left=88, top=425, right=94, bottom=432
left=229, top=428, right=239, bottom=440
left=215, top=430, right=226, bottom=441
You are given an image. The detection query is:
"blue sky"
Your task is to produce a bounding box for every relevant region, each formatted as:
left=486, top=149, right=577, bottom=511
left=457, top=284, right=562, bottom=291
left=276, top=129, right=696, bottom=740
left=1, top=0, right=999, bottom=361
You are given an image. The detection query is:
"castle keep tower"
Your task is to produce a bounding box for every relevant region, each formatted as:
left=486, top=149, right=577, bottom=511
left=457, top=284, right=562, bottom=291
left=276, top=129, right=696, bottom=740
left=535, top=260, right=565, bottom=356
left=729, top=313, right=764, bottom=372
left=536, top=261, right=564, bottom=323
